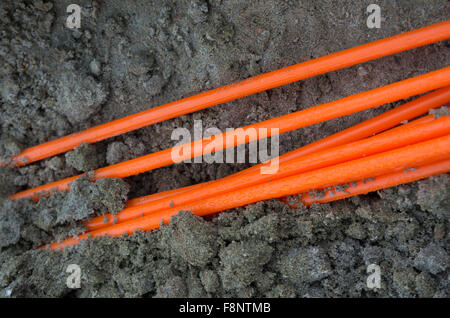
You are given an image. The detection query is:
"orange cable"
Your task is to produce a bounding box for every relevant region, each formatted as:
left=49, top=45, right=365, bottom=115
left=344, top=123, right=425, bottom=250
left=44, top=134, right=450, bottom=250
left=10, top=67, right=450, bottom=201
left=120, top=88, right=449, bottom=209
left=86, top=115, right=450, bottom=230
left=299, top=159, right=450, bottom=206
left=7, top=20, right=450, bottom=167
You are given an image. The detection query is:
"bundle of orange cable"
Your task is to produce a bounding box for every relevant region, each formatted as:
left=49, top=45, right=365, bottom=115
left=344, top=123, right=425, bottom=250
left=3, top=21, right=449, bottom=250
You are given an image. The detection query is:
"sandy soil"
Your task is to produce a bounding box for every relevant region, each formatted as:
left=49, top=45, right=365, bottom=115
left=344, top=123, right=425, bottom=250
left=0, top=0, right=449, bottom=297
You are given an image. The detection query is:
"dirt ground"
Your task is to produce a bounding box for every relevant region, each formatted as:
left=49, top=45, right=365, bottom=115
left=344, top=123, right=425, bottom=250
left=0, top=0, right=449, bottom=297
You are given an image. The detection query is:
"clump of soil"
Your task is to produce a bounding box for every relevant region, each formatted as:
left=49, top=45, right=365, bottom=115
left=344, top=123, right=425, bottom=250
left=160, top=210, right=218, bottom=267
left=0, top=136, right=22, bottom=163
left=65, top=143, right=104, bottom=172
left=279, top=246, right=332, bottom=285
left=219, top=240, right=273, bottom=291
left=59, top=176, right=130, bottom=222
left=429, top=106, right=450, bottom=119
left=416, top=174, right=450, bottom=218
left=105, top=137, right=146, bottom=165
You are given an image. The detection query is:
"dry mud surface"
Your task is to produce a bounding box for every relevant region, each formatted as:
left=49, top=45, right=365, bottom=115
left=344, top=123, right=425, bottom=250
left=0, top=0, right=449, bottom=297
